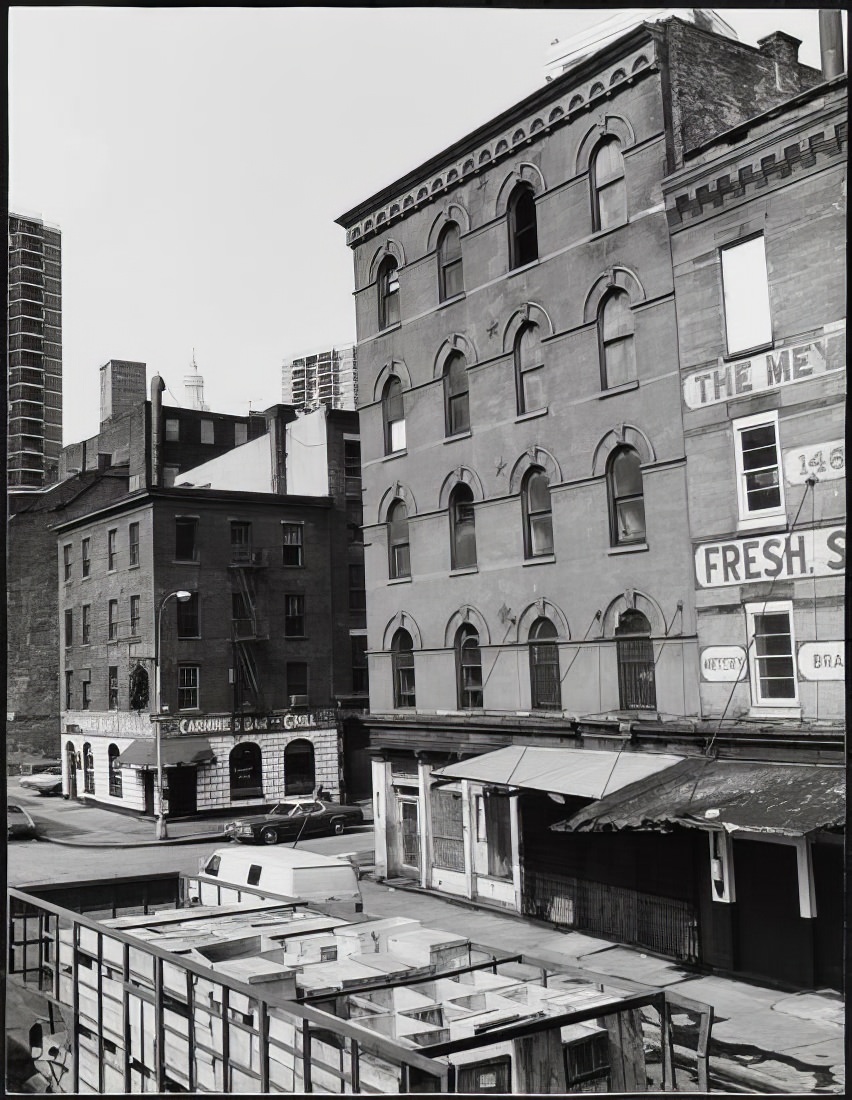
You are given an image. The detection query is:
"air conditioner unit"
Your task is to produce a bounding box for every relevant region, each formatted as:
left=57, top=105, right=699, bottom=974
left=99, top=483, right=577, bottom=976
left=290, top=694, right=308, bottom=708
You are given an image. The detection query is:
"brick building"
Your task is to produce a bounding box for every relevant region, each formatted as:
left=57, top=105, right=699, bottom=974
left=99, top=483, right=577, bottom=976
left=335, top=13, right=839, bottom=987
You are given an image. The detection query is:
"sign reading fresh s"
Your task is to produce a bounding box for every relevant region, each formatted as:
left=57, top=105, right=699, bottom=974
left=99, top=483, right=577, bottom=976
left=695, top=527, right=845, bottom=588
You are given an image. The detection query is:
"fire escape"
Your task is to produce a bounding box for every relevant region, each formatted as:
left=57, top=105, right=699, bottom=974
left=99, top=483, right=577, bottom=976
left=229, top=524, right=268, bottom=712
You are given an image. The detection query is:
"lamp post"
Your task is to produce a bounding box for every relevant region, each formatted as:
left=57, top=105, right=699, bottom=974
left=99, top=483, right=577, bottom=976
left=154, top=590, right=192, bottom=840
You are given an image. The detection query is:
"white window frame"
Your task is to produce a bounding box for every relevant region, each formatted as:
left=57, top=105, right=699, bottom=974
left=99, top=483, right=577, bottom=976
left=745, top=600, right=799, bottom=710
left=733, top=410, right=786, bottom=529
left=721, top=234, right=772, bottom=356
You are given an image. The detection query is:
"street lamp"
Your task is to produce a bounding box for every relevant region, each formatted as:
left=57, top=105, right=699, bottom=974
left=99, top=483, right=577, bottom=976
left=154, top=590, right=192, bottom=840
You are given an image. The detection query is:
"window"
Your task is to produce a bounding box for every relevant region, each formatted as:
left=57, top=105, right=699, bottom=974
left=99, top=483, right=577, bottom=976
left=128, top=522, right=139, bottom=567
left=286, top=662, right=309, bottom=702
left=522, top=468, right=554, bottom=558
left=108, top=599, right=119, bottom=640
left=591, top=139, right=626, bottom=231
left=598, top=290, right=636, bottom=390
left=458, top=1057, right=512, bottom=1094
left=108, top=744, right=122, bottom=797
left=349, top=563, right=366, bottom=612
left=733, top=412, right=784, bottom=523
left=438, top=222, right=464, bottom=300
left=392, top=629, right=416, bottom=708
left=508, top=184, right=538, bottom=269
left=231, top=521, right=252, bottom=563
left=721, top=235, right=772, bottom=355
left=65, top=671, right=73, bottom=709
left=81, top=677, right=91, bottom=712
left=449, top=484, right=477, bottom=569
left=377, top=256, right=400, bottom=329
left=230, top=742, right=263, bottom=800
left=382, top=376, right=406, bottom=454
left=280, top=522, right=303, bottom=565
left=83, top=742, right=95, bottom=793
left=746, top=602, right=798, bottom=706
left=205, top=854, right=221, bottom=877
left=514, top=324, right=544, bottom=415
left=200, top=419, right=214, bottom=444
left=130, top=595, right=140, bottom=637
left=81, top=604, right=91, bottom=645
left=615, top=609, right=656, bottom=710
left=346, top=500, right=364, bottom=543
left=63, top=544, right=72, bottom=582
left=108, top=667, right=119, bottom=710
left=175, top=517, right=198, bottom=561
left=351, top=635, right=369, bottom=694
left=81, top=538, right=91, bottom=578
left=284, top=594, right=305, bottom=637
left=247, top=865, right=262, bottom=886
left=443, top=352, right=469, bottom=436
left=456, top=625, right=483, bottom=709
left=608, top=447, right=645, bottom=546
left=285, top=739, right=316, bottom=795
left=165, top=418, right=180, bottom=442
left=344, top=440, right=361, bottom=496
left=64, top=609, right=73, bottom=647
left=387, top=499, right=411, bottom=579
left=235, top=422, right=248, bottom=446
left=529, top=617, right=561, bottom=710
left=431, top=787, right=465, bottom=871
left=178, top=665, right=199, bottom=710
left=107, top=529, right=117, bottom=570
left=177, top=592, right=199, bottom=638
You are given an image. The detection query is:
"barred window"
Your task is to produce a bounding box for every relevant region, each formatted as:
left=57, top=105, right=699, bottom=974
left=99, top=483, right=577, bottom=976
left=529, top=617, right=561, bottom=710
left=615, top=609, right=656, bottom=711
left=430, top=787, right=465, bottom=871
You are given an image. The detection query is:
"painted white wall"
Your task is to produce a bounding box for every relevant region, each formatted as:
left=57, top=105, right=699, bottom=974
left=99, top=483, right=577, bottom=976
left=174, top=434, right=272, bottom=492
left=286, top=407, right=329, bottom=496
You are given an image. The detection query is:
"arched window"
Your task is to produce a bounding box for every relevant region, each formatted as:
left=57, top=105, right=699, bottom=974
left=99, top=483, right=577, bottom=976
left=387, top=499, right=411, bottom=579
left=522, top=467, right=553, bottom=558
left=607, top=446, right=646, bottom=546
left=591, top=139, right=626, bottom=231
left=108, top=743, right=122, bottom=798
left=443, top=352, right=469, bottom=436
left=377, top=256, right=400, bottom=329
left=455, top=625, right=483, bottom=709
left=529, top=617, right=561, bottom=710
left=392, top=629, right=416, bottom=708
left=514, top=323, right=544, bottom=415
left=382, top=375, right=406, bottom=454
left=229, top=742, right=263, bottom=800
left=438, top=222, right=464, bottom=300
left=83, top=742, right=95, bottom=794
left=449, top=483, right=477, bottom=569
left=615, top=609, right=656, bottom=710
left=285, top=739, right=316, bottom=795
left=598, top=290, right=636, bottom=390
left=507, top=185, right=538, bottom=269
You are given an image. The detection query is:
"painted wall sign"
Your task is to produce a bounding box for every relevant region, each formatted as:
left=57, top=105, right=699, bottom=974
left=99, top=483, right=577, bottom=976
left=797, top=642, right=845, bottom=681
left=695, top=526, right=845, bottom=588
left=682, top=323, right=845, bottom=410
left=701, top=646, right=747, bottom=681
left=176, top=709, right=337, bottom=735
left=783, top=440, right=845, bottom=485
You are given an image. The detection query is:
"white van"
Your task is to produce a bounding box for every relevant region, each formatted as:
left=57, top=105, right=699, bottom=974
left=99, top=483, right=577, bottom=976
left=189, top=845, right=363, bottom=914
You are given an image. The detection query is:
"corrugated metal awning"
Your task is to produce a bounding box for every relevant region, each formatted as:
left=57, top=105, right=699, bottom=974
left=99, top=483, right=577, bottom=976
left=432, top=745, right=683, bottom=800
left=119, top=738, right=215, bottom=769
left=552, top=757, right=845, bottom=836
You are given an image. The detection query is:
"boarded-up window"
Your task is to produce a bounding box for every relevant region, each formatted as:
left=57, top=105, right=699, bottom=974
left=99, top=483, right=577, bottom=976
left=430, top=787, right=465, bottom=871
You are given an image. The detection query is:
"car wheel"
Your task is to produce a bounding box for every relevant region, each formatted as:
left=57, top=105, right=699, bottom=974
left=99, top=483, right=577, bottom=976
left=331, top=819, right=345, bottom=836
left=261, top=827, right=279, bottom=845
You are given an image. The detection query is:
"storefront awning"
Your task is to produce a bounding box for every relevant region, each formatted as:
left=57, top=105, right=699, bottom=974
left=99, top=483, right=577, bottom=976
left=552, top=757, right=846, bottom=836
left=119, top=738, right=216, bottom=769
left=432, top=745, right=683, bottom=800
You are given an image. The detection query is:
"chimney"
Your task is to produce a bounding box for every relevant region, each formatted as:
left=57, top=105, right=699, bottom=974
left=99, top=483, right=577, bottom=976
left=819, top=10, right=845, bottom=79
left=757, top=30, right=802, bottom=70
left=150, top=375, right=165, bottom=487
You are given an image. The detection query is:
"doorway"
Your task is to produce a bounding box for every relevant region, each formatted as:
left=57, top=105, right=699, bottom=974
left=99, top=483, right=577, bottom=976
left=143, top=772, right=154, bottom=816
left=734, top=838, right=807, bottom=986
left=399, top=797, right=421, bottom=874
left=167, top=767, right=197, bottom=817
left=65, top=741, right=77, bottom=800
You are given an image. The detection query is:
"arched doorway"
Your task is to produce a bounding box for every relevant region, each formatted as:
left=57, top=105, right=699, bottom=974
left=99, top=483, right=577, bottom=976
left=65, top=740, right=77, bottom=800
left=284, top=739, right=316, bottom=796
left=229, top=742, right=263, bottom=801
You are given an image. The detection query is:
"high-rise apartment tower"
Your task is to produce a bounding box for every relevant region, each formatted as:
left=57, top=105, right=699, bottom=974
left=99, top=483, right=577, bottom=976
left=7, top=213, right=63, bottom=489
left=282, top=344, right=358, bottom=411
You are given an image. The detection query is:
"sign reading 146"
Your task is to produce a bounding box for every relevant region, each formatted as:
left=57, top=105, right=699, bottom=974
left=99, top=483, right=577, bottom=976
left=783, top=440, right=845, bottom=485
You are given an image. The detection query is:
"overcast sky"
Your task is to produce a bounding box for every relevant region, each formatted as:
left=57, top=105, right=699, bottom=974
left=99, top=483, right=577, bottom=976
left=8, top=5, right=843, bottom=444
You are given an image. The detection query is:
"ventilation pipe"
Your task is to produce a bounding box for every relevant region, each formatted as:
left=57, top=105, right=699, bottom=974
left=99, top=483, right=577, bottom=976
left=150, top=374, right=165, bottom=487
left=819, top=10, right=845, bottom=79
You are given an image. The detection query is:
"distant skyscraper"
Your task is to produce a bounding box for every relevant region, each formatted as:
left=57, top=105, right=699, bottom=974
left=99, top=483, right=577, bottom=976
left=184, top=350, right=210, bottom=411
left=7, top=213, right=62, bottom=490
left=282, top=344, right=358, bottom=412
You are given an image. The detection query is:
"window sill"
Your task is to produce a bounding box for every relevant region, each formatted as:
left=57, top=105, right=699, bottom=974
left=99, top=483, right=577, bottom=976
left=387, top=576, right=412, bottom=585
left=515, top=407, right=548, bottom=424
left=377, top=321, right=402, bottom=336
left=284, top=635, right=307, bottom=641
left=507, top=258, right=540, bottom=278
left=748, top=705, right=802, bottom=719
left=736, top=514, right=787, bottom=534
left=382, top=450, right=408, bottom=462
left=81, top=574, right=91, bottom=582
left=599, top=379, right=639, bottom=399
left=723, top=341, right=774, bottom=363
left=443, top=430, right=471, bottom=444
left=590, top=219, right=629, bottom=241
left=128, top=563, right=140, bottom=571
left=449, top=566, right=478, bottom=576
left=608, top=542, right=649, bottom=555
left=523, top=554, right=556, bottom=566
left=173, top=559, right=201, bottom=565
left=437, top=292, right=465, bottom=309
left=177, top=636, right=201, bottom=642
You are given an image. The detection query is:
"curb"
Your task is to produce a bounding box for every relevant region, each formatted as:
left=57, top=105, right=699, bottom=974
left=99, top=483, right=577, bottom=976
left=39, top=832, right=226, bottom=849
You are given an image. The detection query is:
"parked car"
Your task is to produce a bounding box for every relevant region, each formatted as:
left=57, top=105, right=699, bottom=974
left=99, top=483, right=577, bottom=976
left=19, top=767, right=63, bottom=796
left=8, top=803, right=37, bottom=839
left=226, top=798, right=364, bottom=845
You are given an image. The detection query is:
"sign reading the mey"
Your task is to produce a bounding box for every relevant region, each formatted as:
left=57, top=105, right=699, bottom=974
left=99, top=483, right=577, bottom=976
left=695, top=526, right=845, bottom=588
left=682, top=323, right=845, bottom=410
